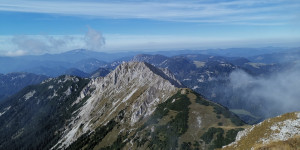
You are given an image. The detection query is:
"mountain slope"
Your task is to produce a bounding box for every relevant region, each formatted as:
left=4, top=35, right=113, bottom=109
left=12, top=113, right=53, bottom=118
left=65, top=88, right=246, bottom=150
left=0, top=75, right=90, bottom=150
left=222, top=112, right=300, bottom=150
left=0, top=72, right=48, bottom=101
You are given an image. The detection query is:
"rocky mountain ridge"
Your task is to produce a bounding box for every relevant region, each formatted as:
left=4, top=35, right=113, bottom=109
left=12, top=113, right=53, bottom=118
left=0, top=61, right=247, bottom=150
left=54, top=62, right=183, bottom=148
left=53, top=62, right=245, bottom=150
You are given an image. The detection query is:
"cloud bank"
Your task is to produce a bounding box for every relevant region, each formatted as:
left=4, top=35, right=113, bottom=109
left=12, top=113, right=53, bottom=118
left=228, top=64, right=300, bottom=117
left=1, top=34, right=299, bottom=56
left=11, top=35, right=71, bottom=55
left=84, top=27, right=105, bottom=51
left=0, top=27, right=105, bottom=56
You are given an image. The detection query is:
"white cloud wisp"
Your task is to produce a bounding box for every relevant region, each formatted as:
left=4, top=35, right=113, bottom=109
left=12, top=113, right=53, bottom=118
left=0, top=27, right=105, bottom=56
left=0, top=0, right=299, bottom=25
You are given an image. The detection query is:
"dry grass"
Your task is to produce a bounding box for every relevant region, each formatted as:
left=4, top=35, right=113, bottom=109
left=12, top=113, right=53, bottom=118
left=179, top=89, right=248, bottom=149
left=222, top=112, right=299, bottom=150
left=254, top=135, right=300, bottom=150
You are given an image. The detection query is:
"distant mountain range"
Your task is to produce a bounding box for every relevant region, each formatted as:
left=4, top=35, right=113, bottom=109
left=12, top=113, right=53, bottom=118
left=1, top=47, right=296, bottom=123
left=0, top=47, right=298, bottom=76
left=0, top=52, right=109, bottom=76
left=1, top=46, right=298, bottom=123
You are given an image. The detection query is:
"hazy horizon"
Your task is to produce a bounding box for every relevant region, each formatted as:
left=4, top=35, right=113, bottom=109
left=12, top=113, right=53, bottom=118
left=1, top=0, right=300, bottom=56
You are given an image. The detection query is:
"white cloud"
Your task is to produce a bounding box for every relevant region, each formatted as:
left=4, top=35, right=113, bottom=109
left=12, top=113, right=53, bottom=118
left=84, top=27, right=105, bottom=51
left=10, top=35, right=74, bottom=55
left=4, top=50, right=27, bottom=57
left=228, top=64, right=300, bottom=117
left=0, top=0, right=299, bottom=25
left=0, top=33, right=300, bottom=56
left=0, top=27, right=106, bottom=55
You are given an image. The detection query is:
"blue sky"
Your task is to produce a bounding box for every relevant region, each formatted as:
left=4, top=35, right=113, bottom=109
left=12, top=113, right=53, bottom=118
left=0, top=0, right=300, bottom=56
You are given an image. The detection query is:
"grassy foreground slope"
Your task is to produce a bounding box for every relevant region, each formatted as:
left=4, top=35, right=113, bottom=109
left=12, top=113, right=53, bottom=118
left=222, top=112, right=300, bottom=150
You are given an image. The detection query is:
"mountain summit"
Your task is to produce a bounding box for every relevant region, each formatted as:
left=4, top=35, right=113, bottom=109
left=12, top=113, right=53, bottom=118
left=55, top=62, right=245, bottom=149
left=55, top=62, right=184, bottom=148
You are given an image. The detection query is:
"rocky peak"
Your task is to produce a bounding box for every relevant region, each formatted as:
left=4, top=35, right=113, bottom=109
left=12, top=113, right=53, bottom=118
left=117, top=62, right=182, bottom=87
left=55, top=62, right=182, bottom=149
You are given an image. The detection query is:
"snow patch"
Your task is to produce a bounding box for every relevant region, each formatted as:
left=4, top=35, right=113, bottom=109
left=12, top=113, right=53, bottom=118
left=197, top=79, right=204, bottom=82
left=196, top=116, right=202, bottom=128
left=220, top=63, right=231, bottom=67
left=41, top=78, right=53, bottom=84
left=24, top=90, right=36, bottom=101
left=192, top=86, right=199, bottom=90
left=0, top=106, right=11, bottom=117
left=11, top=74, right=26, bottom=80
left=183, top=78, right=191, bottom=81
left=208, top=77, right=213, bottom=81
left=47, top=90, right=58, bottom=99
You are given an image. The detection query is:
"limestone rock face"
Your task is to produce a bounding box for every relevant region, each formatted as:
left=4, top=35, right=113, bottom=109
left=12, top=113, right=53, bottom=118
left=55, top=62, right=182, bottom=149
